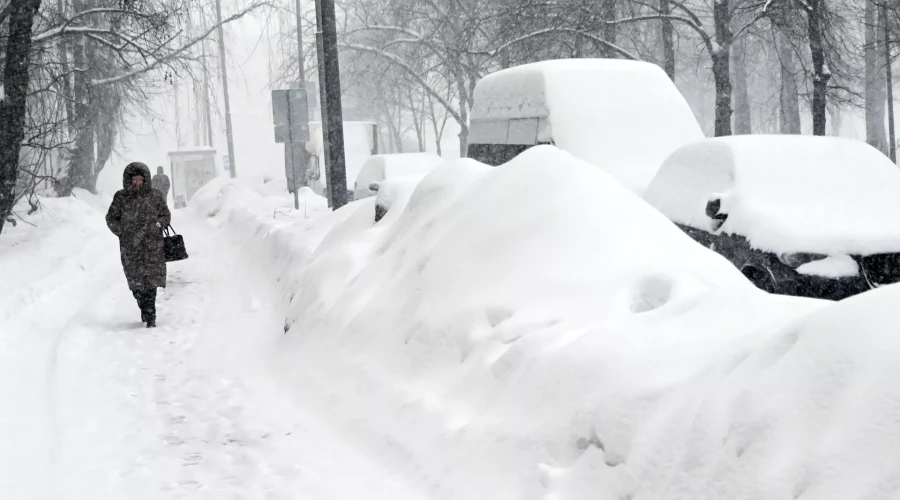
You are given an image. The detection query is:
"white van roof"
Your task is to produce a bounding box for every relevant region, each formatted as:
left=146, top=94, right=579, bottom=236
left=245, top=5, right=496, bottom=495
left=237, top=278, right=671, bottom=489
left=469, top=59, right=704, bottom=193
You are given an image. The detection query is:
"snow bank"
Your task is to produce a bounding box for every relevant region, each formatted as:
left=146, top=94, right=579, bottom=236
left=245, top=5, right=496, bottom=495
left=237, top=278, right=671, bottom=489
left=643, top=135, right=900, bottom=255
left=196, top=146, right=895, bottom=499
left=547, top=282, right=900, bottom=500
left=470, top=59, right=705, bottom=193
left=0, top=189, right=116, bottom=331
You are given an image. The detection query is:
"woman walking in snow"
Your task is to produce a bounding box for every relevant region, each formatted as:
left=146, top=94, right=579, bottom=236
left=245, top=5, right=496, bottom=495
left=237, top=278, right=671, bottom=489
left=105, top=162, right=171, bottom=328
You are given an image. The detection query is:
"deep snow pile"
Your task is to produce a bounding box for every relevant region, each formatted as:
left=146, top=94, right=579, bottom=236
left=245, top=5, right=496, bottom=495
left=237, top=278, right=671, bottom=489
left=193, top=146, right=900, bottom=500
left=643, top=135, right=900, bottom=255
left=0, top=189, right=116, bottom=331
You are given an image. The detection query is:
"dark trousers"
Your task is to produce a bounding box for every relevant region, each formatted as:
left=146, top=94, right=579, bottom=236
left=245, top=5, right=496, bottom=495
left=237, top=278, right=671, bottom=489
left=132, top=288, right=157, bottom=323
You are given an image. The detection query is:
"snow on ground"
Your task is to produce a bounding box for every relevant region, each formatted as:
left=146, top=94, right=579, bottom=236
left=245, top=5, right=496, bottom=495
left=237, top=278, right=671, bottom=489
left=190, top=146, right=900, bottom=500
left=6, top=143, right=900, bottom=499
left=0, top=189, right=429, bottom=499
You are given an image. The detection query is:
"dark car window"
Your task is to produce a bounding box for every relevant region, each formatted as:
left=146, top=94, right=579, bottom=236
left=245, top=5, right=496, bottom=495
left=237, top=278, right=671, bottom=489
left=467, top=144, right=531, bottom=166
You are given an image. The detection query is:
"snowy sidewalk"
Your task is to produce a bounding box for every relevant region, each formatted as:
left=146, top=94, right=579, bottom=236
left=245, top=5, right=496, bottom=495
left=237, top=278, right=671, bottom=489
left=0, top=209, right=427, bottom=500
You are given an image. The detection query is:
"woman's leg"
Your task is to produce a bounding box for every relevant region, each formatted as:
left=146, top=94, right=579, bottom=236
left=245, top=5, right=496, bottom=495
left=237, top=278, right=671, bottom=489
left=145, top=288, right=158, bottom=327
left=132, top=289, right=148, bottom=323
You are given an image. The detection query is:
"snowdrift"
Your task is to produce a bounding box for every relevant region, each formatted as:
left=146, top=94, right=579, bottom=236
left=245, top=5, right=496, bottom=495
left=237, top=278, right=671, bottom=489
left=1, top=190, right=117, bottom=332
left=191, top=146, right=900, bottom=500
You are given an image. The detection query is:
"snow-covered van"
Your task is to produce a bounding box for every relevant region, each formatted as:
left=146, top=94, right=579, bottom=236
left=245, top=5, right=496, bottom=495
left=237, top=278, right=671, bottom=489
left=643, top=135, right=900, bottom=300
left=467, top=59, right=704, bottom=193
left=353, top=152, right=445, bottom=201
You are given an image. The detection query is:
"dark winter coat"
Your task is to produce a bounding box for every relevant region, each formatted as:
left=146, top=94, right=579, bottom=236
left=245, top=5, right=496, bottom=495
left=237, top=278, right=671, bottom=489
left=106, top=163, right=172, bottom=291
left=153, top=173, right=170, bottom=198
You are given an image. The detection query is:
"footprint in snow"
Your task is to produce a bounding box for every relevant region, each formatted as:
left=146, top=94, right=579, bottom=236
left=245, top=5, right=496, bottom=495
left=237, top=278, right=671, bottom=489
left=182, top=453, right=204, bottom=466
left=163, top=434, right=184, bottom=445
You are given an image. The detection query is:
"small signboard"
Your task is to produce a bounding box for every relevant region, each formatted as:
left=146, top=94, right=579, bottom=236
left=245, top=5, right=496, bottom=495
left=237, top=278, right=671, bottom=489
left=272, top=88, right=310, bottom=143
left=274, top=123, right=310, bottom=143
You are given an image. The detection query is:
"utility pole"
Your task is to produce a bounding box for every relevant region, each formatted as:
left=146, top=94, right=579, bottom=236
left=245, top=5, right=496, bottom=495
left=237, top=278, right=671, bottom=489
left=216, top=0, right=237, bottom=178
left=883, top=3, right=897, bottom=163
left=201, top=10, right=215, bottom=148
left=315, top=0, right=348, bottom=209
left=290, top=0, right=310, bottom=209
left=313, top=0, right=332, bottom=207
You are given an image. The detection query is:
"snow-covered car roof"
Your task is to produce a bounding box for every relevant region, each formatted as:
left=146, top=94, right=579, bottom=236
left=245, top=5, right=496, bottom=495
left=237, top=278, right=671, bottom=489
left=353, top=153, right=445, bottom=200
left=469, top=59, right=705, bottom=193
left=643, top=135, right=900, bottom=256
left=307, top=121, right=376, bottom=190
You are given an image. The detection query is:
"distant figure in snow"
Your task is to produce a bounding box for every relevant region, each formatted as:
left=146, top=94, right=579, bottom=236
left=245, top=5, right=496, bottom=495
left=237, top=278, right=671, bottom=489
left=153, top=166, right=171, bottom=202
left=105, top=162, right=171, bottom=328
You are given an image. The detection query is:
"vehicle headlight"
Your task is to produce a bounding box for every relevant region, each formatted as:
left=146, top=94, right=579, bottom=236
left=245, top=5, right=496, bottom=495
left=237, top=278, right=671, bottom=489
left=777, top=253, right=827, bottom=268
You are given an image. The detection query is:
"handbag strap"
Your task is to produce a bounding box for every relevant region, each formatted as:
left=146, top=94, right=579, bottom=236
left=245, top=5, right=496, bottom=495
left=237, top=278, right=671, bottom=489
left=164, top=224, right=178, bottom=236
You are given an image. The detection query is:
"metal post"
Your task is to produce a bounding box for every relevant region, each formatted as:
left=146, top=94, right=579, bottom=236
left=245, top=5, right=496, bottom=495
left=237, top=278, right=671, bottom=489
left=215, top=0, right=237, bottom=178
left=295, top=0, right=307, bottom=84
left=315, top=0, right=348, bottom=209
left=201, top=26, right=214, bottom=147
left=291, top=0, right=309, bottom=209
left=286, top=95, right=298, bottom=210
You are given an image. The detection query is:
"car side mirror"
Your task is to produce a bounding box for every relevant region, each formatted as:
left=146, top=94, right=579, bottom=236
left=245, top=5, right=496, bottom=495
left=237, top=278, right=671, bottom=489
left=705, top=198, right=727, bottom=220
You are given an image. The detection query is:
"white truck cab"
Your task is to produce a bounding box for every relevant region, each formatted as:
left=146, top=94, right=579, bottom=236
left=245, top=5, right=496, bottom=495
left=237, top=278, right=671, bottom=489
left=467, top=59, right=704, bottom=194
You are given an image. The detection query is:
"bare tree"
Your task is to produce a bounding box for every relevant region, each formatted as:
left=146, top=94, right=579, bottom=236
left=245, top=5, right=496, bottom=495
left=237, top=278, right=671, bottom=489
left=865, top=0, right=888, bottom=152
left=0, top=0, right=45, bottom=234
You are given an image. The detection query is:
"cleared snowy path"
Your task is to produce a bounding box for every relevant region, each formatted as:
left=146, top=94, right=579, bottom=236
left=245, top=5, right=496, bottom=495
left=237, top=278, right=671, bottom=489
left=0, top=209, right=426, bottom=500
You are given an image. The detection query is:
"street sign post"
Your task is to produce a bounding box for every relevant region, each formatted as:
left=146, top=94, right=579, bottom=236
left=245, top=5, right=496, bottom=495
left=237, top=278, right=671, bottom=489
left=272, top=88, right=311, bottom=209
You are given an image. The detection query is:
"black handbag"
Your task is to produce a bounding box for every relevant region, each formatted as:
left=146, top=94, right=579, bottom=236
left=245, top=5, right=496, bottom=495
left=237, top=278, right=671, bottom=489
left=163, top=225, right=189, bottom=262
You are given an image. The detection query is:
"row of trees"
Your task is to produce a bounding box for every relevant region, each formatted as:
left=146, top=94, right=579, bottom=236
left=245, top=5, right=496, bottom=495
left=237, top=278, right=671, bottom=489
left=276, top=0, right=900, bottom=158
left=0, top=0, right=265, bottom=234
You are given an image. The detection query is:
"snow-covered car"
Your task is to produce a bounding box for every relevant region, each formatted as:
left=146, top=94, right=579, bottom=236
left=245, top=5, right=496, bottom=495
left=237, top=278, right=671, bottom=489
left=643, top=135, right=900, bottom=300
left=353, top=152, right=445, bottom=201
left=467, top=59, right=704, bottom=193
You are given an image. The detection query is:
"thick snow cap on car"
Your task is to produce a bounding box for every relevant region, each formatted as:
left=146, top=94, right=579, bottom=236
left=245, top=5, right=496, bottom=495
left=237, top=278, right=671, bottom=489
left=353, top=153, right=445, bottom=201
left=468, top=59, right=705, bottom=194
left=643, top=135, right=900, bottom=256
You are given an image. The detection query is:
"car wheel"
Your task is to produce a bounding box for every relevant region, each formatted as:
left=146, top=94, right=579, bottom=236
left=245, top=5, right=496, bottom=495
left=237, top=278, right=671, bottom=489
left=742, top=265, right=777, bottom=294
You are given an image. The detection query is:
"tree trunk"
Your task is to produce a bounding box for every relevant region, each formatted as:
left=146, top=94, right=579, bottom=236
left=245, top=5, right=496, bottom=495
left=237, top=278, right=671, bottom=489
left=601, top=0, right=617, bottom=58
left=882, top=4, right=896, bottom=162
left=807, top=0, right=829, bottom=136
left=425, top=93, right=445, bottom=156
left=408, top=90, right=425, bottom=152
left=660, top=0, right=675, bottom=80
left=93, top=101, right=117, bottom=188
left=865, top=0, right=888, bottom=153
left=712, top=0, right=733, bottom=137
left=733, top=37, right=752, bottom=134
left=775, top=27, right=801, bottom=134
left=56, top=0, right=75, bottom=136
left=57, top=0, right=99, bottom=195
left=0, top=0, right=44, bottom=234
left=456, top=76, right=469, bottom=157
left=380, top=99, right=402, bottom=153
